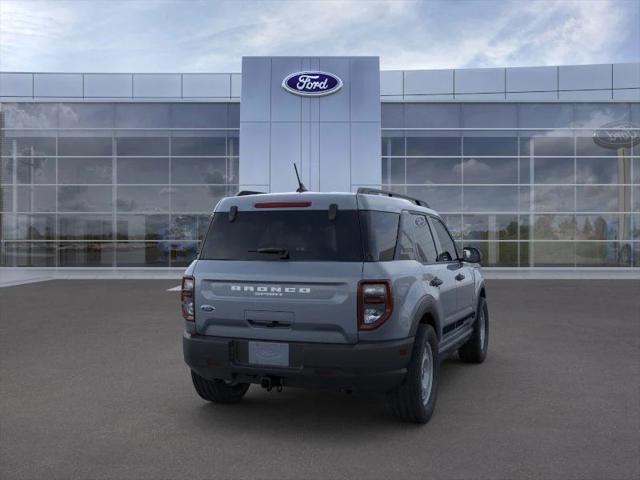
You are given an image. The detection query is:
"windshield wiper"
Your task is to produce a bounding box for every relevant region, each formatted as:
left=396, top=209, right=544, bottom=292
left=248, top=247, right=290, bottom=260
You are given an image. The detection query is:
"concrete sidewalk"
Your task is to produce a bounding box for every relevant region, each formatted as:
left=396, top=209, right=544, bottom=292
left=2, top=266, right=639, bottom=288
left=0, top=267, right=185, bottom=287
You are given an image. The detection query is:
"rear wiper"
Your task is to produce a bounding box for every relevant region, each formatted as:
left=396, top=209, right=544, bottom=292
left=248, top=247, right=290, bottom=260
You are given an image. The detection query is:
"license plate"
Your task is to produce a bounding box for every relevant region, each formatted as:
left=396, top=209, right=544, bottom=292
left=248, top=341, right=289, bottom=367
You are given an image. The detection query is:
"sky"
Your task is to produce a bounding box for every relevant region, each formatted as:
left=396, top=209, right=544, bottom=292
left=0, top=0, right=639, bottom=73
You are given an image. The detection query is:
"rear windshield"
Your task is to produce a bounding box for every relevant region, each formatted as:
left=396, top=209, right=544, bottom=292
left=200, top=210, right=364, bottom=261
left=200, top=209, right=401, bottom=262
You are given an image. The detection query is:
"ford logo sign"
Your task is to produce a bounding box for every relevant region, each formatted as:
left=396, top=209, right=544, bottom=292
left=282, top=71, right=343, bottom=97
left=593, top=121, right=640, bottom=149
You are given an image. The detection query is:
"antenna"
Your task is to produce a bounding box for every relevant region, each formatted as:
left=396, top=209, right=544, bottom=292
left=293, top=163, right=308, bottom=193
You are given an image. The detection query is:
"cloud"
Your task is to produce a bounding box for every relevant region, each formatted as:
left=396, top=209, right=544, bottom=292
left=0, top=0, right=638, bottom=73
left=0, top=1, right=78, bottom=70
left=377, top=0, right=638, bottom=69
left=466, top=0, right=633, bottom=67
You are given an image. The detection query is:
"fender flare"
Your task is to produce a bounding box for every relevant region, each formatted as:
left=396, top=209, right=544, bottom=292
left=409, top=295, right=443, bottom=340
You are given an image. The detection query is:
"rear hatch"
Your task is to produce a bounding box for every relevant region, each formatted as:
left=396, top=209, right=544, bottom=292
left=194, top=194, right=363, bottom=344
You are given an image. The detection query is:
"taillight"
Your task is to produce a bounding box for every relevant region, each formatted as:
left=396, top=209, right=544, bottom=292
left=357, top=280, right=393, bottom=330
left=181, top=276, right=195, bottom=321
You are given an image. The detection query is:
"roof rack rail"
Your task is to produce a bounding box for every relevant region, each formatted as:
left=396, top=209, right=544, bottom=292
left=236, top=190, right=265, bottom=196
left=357, top=187, right=429, bottom=208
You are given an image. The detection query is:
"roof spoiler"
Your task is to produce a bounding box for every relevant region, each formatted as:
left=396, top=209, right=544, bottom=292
left=236, top=190, right=265, bottom=196
left=357, top=187, right=429, bottom=208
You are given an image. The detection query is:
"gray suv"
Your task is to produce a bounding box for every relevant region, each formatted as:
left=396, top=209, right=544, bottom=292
left=182, top=188, right=488, bottom=423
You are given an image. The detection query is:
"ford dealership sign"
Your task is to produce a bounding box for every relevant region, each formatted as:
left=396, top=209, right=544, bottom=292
left=282, top=71, right=343, bottom=97
left=593, top=121, right=640, bottom=149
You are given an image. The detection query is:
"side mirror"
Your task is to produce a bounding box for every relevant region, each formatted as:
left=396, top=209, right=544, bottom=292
left=462, top=247, right=482, bottom=264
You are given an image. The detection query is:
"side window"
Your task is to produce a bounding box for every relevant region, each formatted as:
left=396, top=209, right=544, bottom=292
left=359, top=210, right=400, bottom=261
left=414, top=215, right=438, bottom=263
left=431, top=217, right=458, bottom=262
left=396, top=212, right=438, bottom=263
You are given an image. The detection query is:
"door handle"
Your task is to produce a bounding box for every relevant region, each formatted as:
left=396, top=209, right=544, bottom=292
left=455, top=273, right=465, bottom=281
left=430, top=277, right=443, bottom=287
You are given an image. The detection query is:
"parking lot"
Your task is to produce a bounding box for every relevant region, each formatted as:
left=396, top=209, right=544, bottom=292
left=1, top=279, right=639, bottom=480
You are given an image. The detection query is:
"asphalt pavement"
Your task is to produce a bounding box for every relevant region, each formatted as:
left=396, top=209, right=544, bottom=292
left=1, top=279, right=639, bottom=480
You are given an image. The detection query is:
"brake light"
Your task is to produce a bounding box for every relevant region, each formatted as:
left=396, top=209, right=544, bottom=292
left=357, top=280, right=393, bottom=330
left=181, top=276, right=195, bottom=321
left=254, top=201, right=312, bottom=208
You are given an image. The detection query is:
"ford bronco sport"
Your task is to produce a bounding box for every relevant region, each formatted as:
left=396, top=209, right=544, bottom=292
left=182, top=188, right=488, bottom=424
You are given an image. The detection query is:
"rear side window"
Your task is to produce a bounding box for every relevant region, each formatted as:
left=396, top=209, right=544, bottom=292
left=430, top=217, right=458, bottom=262
left=396, top=212, right=438, bottom=263
left=359, top=210, right=400, bottom=261
left=200, top=210, right=363, bottom=261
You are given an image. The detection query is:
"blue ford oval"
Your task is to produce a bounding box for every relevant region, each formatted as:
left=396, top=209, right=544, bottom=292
left=282, top=71, right=343, bottom=96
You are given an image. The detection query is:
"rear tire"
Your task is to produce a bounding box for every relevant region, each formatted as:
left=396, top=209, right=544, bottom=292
left=458, top=297, right=489, bottom=364
left=388, top=324, right=439, bottom=424
left=191, top=371, right=250, bottom=404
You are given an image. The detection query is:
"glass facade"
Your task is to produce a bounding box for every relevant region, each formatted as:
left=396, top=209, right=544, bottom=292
left=1, top=100, right=639, bottom=268
left=382, top=103, right=640, bottom=267
left=0, top=102, right=239, bottom=267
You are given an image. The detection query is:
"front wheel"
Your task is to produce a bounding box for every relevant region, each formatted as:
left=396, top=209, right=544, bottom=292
left=191, top=371, right=250, bottom=404
left=458, top=297, right=489, bottom=363
left=387, top=324, right=439, bottom=424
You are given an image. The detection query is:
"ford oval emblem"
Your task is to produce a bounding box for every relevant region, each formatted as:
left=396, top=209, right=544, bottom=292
left=282, top=71, right=343, bottom=97
left=593, top=121, right=640, bottom=149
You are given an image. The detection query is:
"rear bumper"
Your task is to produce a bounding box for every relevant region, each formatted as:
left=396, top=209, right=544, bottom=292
left=183, top=333, right=414, bottom=392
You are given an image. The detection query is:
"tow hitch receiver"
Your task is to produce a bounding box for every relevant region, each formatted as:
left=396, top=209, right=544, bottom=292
left=260, top=376, right=283, bottom=392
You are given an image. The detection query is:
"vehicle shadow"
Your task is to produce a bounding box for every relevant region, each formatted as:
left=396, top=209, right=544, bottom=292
left=183, top=356, right=468, bottom=436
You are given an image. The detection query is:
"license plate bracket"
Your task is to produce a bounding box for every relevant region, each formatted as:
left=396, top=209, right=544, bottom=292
left=248, top=341, right=289, bottom=367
